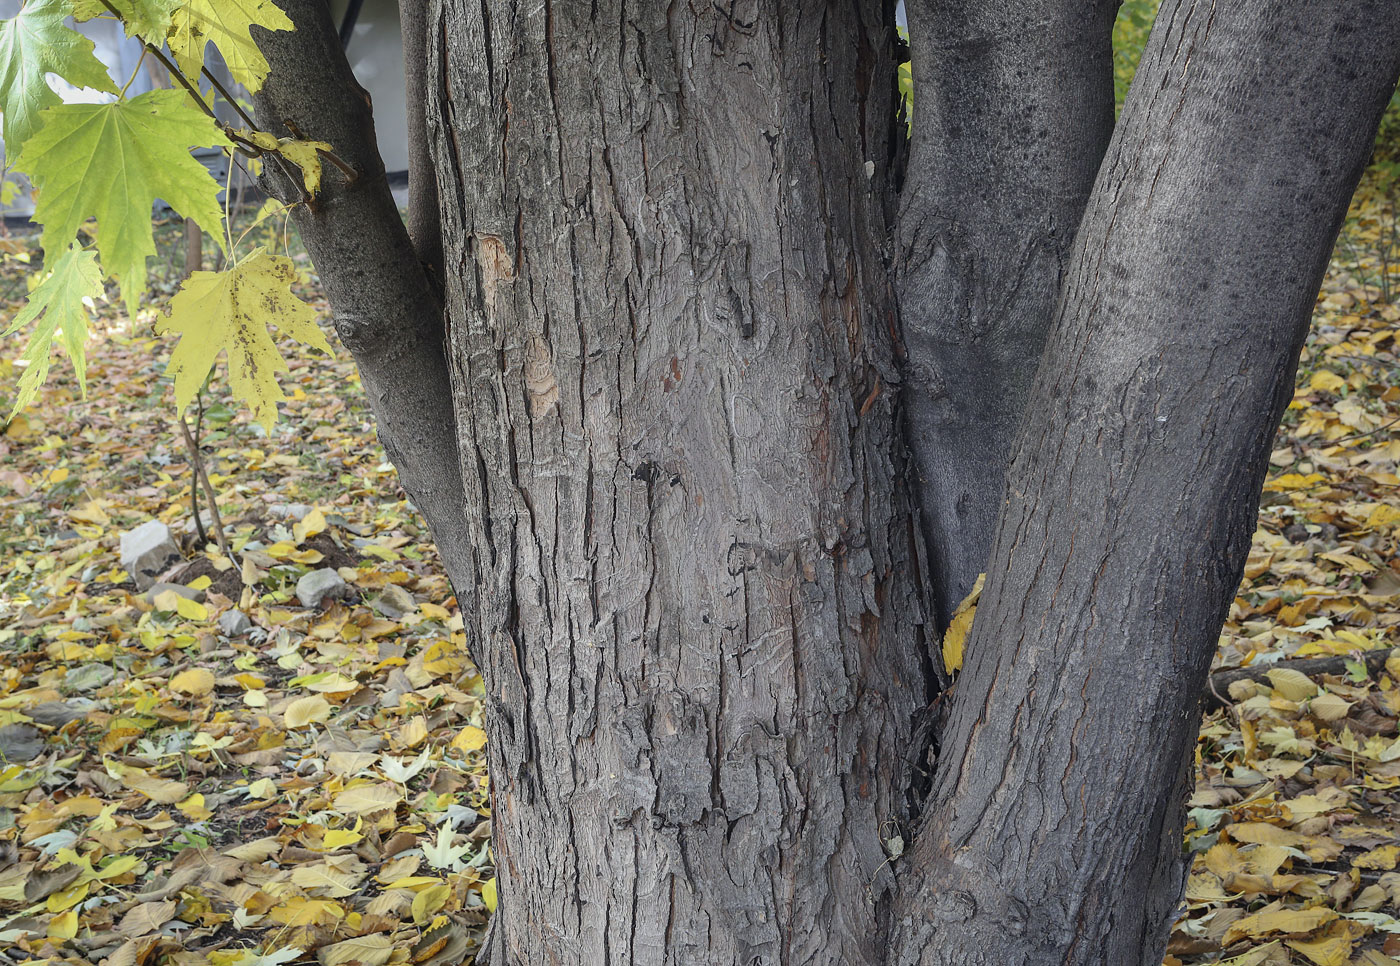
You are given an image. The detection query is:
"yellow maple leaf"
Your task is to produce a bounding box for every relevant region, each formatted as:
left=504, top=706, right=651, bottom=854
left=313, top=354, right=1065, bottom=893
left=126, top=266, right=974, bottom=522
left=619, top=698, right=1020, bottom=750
left=168, top=0, right=292, bottom=94
left=157, top=248, right=332, bottom=431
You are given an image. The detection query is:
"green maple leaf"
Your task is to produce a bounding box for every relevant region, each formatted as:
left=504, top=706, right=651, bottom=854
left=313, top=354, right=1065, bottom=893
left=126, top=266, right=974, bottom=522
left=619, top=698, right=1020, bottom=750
left=2, top=245, right=104, bottom=419
left=13, top=88, right=230, bottom=310
left=0, top=0, right=116, bottom=152
left=169, top=0, right=293, bottom=95
left=156, top=248, right=333, bottom=430
left=71, top=0, right=182, bottom=44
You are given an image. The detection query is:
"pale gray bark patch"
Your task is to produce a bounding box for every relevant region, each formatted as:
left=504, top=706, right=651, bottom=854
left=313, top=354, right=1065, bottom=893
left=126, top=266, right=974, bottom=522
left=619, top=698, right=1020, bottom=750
left=426, top=0, right=932, bottom=962
left=251, top=0, right=475, bottom=600
left=889, top=1, right=1400, bottom=963
left=897, top=0, right=1119, bottom=628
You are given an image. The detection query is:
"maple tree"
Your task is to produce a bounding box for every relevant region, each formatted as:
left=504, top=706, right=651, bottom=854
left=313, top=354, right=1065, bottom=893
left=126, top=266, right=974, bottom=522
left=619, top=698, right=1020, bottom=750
left=6, top=0, right=1400, bottom=964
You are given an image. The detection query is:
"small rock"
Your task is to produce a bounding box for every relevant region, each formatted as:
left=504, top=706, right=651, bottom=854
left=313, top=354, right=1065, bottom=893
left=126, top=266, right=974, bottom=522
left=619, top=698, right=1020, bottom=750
left=270, top=503, right=313, bottom=521
left=180, top=512, right=215, bottom=535
left=218, top=609, right=254, bottom=637
left=296, top=568, right=350, bottom=609
left=64, top=664, right=115, bottom=693
left=371, top=585, right=416, bottom=620
left=119, top=521, right=182, bottom=591
left=144, top=582, right=207, bottom=605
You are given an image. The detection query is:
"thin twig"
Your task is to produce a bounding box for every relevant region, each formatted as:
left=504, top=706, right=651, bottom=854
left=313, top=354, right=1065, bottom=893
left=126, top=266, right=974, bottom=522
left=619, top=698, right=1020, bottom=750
left=200, top=67, right=257, bottom=130
left=177, top=414, right=236, bottom=567
left=94, top=0, right=268, bottom=156
left=188, top=391, right=209, bottom=547
left=1323, top=412, right=1400, bottom=445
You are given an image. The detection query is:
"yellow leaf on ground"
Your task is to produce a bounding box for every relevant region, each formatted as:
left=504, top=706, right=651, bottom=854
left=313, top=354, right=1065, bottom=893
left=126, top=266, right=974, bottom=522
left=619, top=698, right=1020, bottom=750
left=411, top=883, right=449, bottom=924
left=1311, top=371, right=1347, bottom=393
left=107, top=761, right=188, bottom=804
left=332, top=782, right=402, bottom=817
left=1287, top=921, right=1366, bottom=966
left=302, top=673, right=358, bottom=694
left=1267, top=668, right=1319, bottom=702
left=1353, top=845, right=1400, bottom=870
left=317, top=933, right=394, bottom=966
left=1223, top=905, right=1337, bottom=944
left=452, top=725, right=488, bottom=754
left=399, top=715, right=429, bottom=749
left=177, top=793, right=213, bottom=821
left=268, top=897, right=344, bottom=927
left=169, top=668, right=214, bottom=697
left=47, top=907, right=77, bottom=939
left=284, top=695, right=332, bottom=728
left=294, top=506, right=327, bottom=542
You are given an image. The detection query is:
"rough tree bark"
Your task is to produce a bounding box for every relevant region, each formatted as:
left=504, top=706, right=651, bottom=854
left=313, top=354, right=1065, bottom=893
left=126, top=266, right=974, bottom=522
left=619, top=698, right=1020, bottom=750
left=888, top=1, right=1400, bottom=963
left=249, top=0, right=1400, bottom=963
left=425, top=2, right=929, bottom=961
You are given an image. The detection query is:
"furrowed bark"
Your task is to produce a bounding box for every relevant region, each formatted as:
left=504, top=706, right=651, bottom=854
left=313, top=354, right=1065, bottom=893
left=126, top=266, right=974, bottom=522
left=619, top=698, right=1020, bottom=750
left=427, top=0, right=930, bottom=961
left=251, top=1, right=473, bottom=598
left=897, top=0, right=1118, bottom=628
left=889, top=2, right=1400, bottom=963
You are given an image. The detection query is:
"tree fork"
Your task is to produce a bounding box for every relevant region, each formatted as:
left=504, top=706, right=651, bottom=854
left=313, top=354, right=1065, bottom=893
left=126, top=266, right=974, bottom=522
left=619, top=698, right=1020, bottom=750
left=889, top=2, right=1400, bottom=963
left=251, top=0, right=475, bottom=600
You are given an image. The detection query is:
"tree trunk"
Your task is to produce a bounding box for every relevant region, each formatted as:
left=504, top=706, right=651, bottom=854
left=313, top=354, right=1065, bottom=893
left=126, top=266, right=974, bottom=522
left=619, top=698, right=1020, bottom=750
left=425, top=1, right=930, bottom=962
left=897, top=0, right=1118, bottom=627
left=251, top=0, right=1400, bottom=962
left=888, top=1, right=1400, bottom=963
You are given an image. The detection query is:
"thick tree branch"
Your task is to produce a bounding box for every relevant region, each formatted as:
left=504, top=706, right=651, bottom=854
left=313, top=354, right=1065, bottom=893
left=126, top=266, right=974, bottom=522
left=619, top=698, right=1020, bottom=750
left=1206, top=648, right=1400, bottom=710
left=897, top=0, right=1119, bottom=630
left=250, top=0, right=474, bottom=600
left=890, top=1, right=1400, bottom=963
left=398, top=0, right=442, bottom=282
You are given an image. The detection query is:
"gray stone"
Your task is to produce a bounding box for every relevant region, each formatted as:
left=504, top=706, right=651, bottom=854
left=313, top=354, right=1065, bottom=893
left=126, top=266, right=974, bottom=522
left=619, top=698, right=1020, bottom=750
left=371, top=585, right=416, bottom=619
left=269, top=503, right=313, bottom=521
left=64, top=664, right=114, bottom=693
left=218, top=609, right=254, bottom=637
left=180, top=513, right=215, bottom=535
left=144, top=582, right=207, bottom=606
left=119, top=521, right=181, bottom=590
left=296, top=568, right=350, bottom=609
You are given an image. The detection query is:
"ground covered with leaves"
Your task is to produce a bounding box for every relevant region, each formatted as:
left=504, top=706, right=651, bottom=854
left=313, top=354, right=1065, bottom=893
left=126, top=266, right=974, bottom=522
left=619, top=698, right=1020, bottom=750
left=6, top=178, right=1400, bottom=964
left=0, top=218, right=492, bottom=966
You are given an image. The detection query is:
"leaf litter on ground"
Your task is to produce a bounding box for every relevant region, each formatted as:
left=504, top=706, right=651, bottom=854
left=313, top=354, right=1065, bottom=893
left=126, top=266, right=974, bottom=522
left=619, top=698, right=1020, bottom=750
left=0, top=219, right=492, bottom=965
